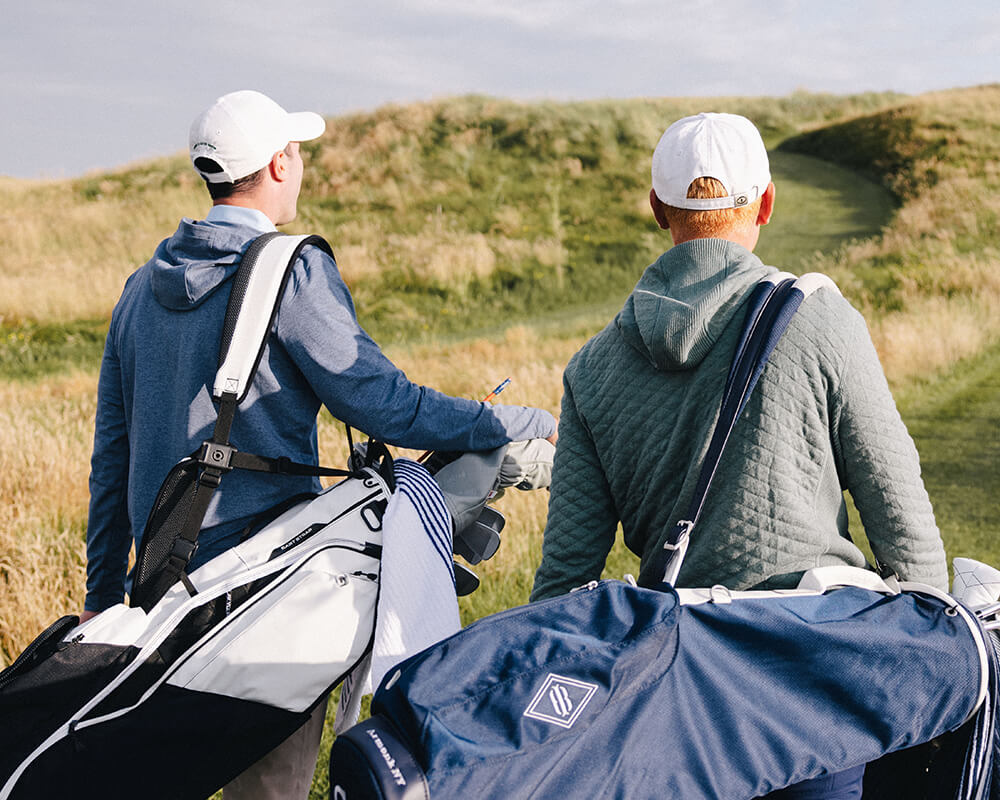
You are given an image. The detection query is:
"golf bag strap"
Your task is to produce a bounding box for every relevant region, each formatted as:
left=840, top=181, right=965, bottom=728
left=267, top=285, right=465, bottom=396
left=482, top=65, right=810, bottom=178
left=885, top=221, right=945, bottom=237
left=162, top=233, right=348, bottom=588
left=228, top=451, right=353, bottom=478
left=657, top=272, right=840, bottom=586
left=214, top=233, right=334, bottom=403
left=160, top=441, right=355, bottom=592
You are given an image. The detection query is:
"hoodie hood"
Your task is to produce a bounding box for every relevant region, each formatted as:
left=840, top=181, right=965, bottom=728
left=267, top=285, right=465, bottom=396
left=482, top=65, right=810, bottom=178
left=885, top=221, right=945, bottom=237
left=149, top=218, right=263, bottom=311
left=617, top=238, right=776, bottom=371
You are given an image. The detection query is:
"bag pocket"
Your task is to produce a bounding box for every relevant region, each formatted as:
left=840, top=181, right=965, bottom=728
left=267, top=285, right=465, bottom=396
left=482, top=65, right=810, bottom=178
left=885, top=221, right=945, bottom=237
left=0, top=615, right=80, bottom=691
left=166, top=546, right=379, bottom=712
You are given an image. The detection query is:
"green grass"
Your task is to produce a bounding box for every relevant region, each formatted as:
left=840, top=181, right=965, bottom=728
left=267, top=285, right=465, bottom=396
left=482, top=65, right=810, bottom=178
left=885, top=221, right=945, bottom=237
left=0, top=319, right=108, bottom=380
left=841, top=339, right=1000, bottom=577
left=301, top=95, right=906, bottom=346
left=0, top=148, right=897, bottom=381
left=896, top=339, right=1000, bottom=564
left=778, top=86, right=1000, bottom=325
left=758, top=151, right=898, bottom=271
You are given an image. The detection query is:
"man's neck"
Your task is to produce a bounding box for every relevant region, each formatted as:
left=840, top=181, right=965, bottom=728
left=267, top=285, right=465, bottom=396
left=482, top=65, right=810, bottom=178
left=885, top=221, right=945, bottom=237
left=670, top=228, right=759, bottom=252
left=205, top=204, right=277, bottom=233
left=213, top=195, right=281, bottom=225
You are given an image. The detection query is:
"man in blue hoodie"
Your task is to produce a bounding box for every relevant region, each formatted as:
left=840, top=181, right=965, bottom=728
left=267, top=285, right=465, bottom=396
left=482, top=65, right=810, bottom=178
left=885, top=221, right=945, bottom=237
left=81, top=90, right=556, bottom=798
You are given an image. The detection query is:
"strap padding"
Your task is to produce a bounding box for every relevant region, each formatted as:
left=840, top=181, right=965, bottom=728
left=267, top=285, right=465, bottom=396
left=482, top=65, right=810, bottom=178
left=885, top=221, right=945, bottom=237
left=214, top=234, right=334, bottom=403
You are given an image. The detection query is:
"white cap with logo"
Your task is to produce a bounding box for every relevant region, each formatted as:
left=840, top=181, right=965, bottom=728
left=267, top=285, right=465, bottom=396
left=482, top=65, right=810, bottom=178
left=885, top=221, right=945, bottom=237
left=189, top=90, right=326, bottom=183
left=651, top=112, right=770, bottom=211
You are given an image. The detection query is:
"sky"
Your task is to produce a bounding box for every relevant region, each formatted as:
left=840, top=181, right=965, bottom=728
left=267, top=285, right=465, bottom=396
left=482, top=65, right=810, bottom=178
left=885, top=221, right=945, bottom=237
left=3, top=0, right=998, bottom=180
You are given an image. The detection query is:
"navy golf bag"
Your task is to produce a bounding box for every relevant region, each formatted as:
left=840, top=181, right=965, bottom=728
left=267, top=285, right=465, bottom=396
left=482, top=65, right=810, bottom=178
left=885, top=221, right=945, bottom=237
left=329, top=572, right=996, bottom=799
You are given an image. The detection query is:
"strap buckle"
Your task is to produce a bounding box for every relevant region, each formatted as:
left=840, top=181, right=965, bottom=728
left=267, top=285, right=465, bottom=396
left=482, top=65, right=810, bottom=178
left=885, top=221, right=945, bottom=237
left=170, top=538, right=199, bottom=563
left=197, top=442, right=236, bottom=471
left=661, top=520, right=693, bottom=586
left=666, top=520, right=694, bottom=548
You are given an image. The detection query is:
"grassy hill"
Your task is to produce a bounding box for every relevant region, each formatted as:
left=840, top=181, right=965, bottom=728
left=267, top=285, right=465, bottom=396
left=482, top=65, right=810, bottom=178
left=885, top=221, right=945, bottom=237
left=2, top=92, right=901, bottom=339
left=1, top=85, right=999, bottom=798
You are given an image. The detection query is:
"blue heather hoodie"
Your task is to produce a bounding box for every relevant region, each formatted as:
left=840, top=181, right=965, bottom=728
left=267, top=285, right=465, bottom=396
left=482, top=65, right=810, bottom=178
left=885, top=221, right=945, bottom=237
left=85, top=207, right=555, bottom=611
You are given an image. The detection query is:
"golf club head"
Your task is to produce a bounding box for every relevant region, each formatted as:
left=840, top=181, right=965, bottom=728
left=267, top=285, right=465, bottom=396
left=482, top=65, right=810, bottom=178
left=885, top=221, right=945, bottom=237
left=428, top=447, right=506, bottom=535
left=453, top=562, right=480, bottom=596
left=453, top=506, right=505, bottom=565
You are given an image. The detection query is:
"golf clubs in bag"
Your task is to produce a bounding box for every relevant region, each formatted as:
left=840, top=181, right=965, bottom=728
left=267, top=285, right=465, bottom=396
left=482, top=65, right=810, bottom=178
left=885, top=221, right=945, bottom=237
left=0, top=233, right=518, bottom=800
left=328, top=274, right=1000, bottom=799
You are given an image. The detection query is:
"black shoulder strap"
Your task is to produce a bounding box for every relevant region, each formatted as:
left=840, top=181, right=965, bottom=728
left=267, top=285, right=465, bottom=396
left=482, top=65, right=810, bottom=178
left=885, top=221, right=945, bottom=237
left=652, top=272, right=837, bottom=586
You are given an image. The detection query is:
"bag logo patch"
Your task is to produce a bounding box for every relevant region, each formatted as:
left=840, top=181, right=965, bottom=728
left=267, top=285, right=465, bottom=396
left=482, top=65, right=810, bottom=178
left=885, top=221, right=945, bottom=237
left=523, top=673, right=598, bottom=728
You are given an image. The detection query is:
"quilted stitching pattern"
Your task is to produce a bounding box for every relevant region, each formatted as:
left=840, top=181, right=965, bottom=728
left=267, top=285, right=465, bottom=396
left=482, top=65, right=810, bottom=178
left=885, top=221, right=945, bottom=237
left=532, top=273, right=947, bottom=600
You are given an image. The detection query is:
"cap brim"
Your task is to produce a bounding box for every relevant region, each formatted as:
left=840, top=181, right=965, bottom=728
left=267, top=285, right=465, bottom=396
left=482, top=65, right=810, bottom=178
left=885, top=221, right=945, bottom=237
left=287, top=111, right=325, bottom=142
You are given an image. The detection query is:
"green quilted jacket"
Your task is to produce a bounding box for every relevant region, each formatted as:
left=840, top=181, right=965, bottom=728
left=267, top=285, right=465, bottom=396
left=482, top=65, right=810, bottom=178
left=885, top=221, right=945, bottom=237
left=531, top=238, right=948, bottom=600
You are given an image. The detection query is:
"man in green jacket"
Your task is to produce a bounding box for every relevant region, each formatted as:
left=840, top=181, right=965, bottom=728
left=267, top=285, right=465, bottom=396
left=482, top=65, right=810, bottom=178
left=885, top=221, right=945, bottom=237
left=530, top=113, right=948, bottom=799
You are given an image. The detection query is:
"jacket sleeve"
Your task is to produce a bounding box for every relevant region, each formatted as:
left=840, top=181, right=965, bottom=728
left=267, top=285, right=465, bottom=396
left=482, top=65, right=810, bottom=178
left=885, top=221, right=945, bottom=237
left=84, top=330, right=134, bottom=612
left=275, top=246, right=555, bottom=451
left=530, top=371, right=619, bottom=601
left=831, top=307, right=948, bottom=590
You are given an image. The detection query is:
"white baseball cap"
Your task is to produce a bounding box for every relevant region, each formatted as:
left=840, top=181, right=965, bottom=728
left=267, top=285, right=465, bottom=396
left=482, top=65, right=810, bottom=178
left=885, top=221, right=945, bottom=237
left=189, top=90, right=326, bottom=183
left=651, top=112, right=770, bottom=211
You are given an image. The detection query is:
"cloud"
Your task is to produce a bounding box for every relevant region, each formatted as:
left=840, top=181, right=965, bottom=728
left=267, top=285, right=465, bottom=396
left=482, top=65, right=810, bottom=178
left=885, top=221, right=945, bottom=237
left=2, top=0, right=998, bottom=177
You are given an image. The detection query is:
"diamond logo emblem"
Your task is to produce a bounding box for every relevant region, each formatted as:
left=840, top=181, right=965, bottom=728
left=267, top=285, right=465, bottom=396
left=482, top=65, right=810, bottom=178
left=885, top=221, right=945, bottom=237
left=523, top=673, right=599, bottom=729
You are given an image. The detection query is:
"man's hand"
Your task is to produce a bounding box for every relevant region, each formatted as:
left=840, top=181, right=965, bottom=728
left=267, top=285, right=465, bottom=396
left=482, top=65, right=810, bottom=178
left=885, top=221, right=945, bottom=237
left=546, top=418, right=559, bottom=446
left=79, top=609, right=99, bottom=624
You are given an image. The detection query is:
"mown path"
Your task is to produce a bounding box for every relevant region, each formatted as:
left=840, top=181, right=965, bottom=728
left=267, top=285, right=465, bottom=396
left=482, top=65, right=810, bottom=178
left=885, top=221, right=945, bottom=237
left=767, top=150, right=998, bottom=569
left=758, top=150, right=897, bottom=272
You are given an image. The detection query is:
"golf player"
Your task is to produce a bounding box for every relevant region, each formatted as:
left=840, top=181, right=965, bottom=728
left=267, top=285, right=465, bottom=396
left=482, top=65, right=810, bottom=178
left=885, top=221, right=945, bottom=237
left=531, top=112, right=947, bottom=799
left=82, top=90, right=556, bottom=798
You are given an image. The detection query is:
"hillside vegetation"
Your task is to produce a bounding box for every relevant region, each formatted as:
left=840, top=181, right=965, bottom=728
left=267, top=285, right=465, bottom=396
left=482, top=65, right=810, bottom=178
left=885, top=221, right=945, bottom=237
left=2, top=86, right=999, bottom=797
left=781, top=85, right=1000, bottom=376
left=2, top=92, right=900, bottom=336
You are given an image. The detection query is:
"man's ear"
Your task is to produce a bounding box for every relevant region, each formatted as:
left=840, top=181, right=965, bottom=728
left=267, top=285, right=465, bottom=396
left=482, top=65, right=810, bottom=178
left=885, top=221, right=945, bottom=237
left=757, top=182, right=775, bottom=226
left=650, top=188, right=670, bottom=231
left=269, top=150, right=287, bottom=182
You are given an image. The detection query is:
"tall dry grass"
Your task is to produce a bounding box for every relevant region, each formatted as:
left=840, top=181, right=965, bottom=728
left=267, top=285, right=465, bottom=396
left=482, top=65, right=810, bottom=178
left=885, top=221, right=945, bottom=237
left=0, top=169, right=204, bottom=324
left=319, top=326, right=578, bottom=621
left=0, top=327, right=575, bottom=665
left=4, top=86, right=1000, bottom=662
left=787, top=84, right=1000, bottom=382
left=0, top=373, right=97, bottom=660
left=2, top=91, right=905, bottom=330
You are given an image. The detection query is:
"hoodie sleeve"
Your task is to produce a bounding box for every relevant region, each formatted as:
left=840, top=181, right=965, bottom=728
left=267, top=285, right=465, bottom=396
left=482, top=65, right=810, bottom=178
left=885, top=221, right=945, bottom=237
left=531, top=369, right=618, bottom=601
left=274, top=246, right=555, bottom=451
left=830, top=305, right=948, bottom=590
left=84, top=328, right=134, bottom=612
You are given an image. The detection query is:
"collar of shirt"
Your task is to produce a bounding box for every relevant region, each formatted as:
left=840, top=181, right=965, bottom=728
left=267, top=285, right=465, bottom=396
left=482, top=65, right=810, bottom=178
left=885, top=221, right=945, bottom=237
left=205, top=204, right=277, bottom=233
